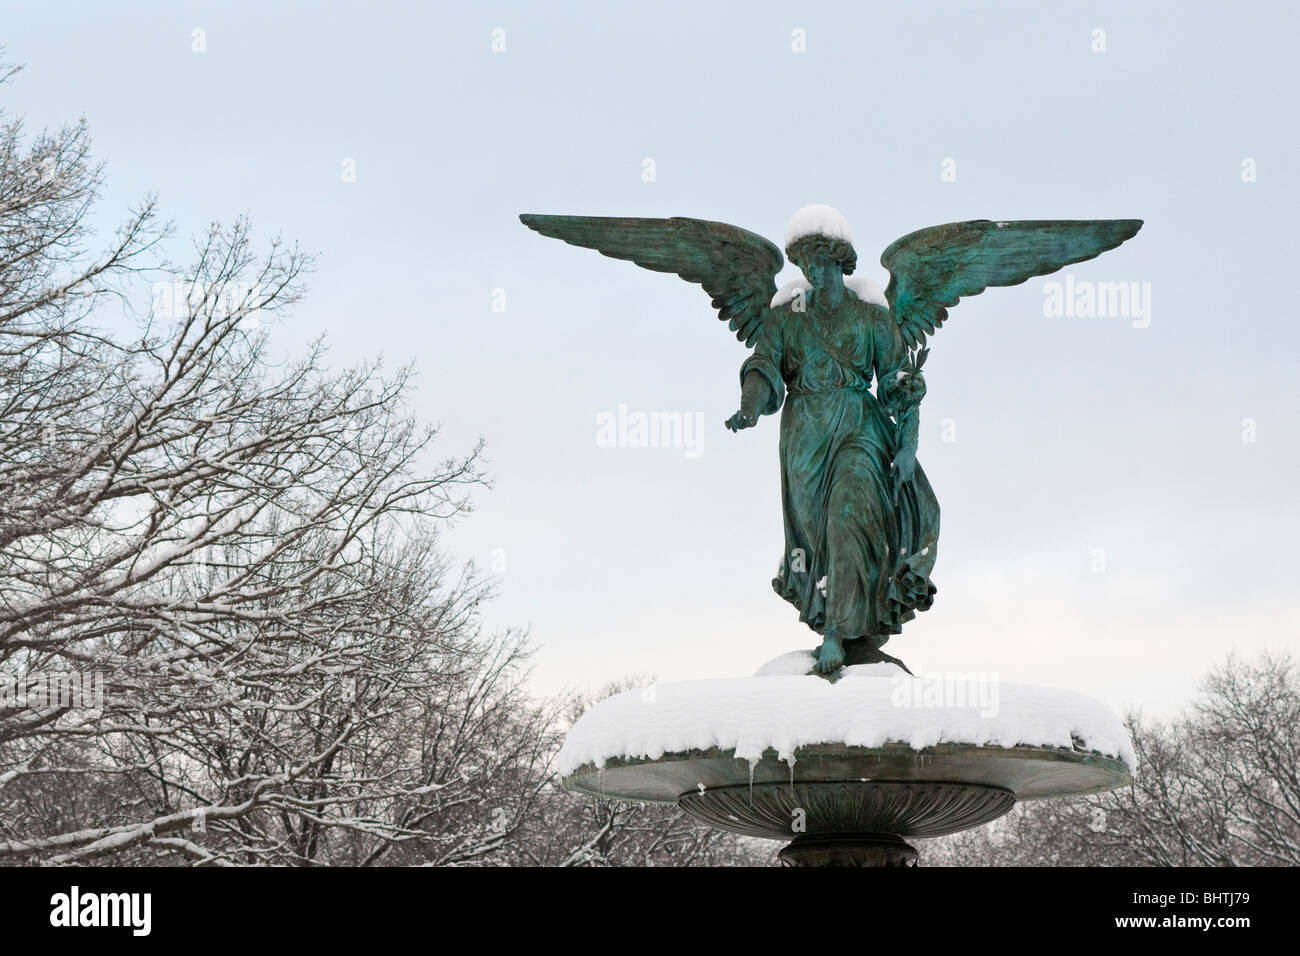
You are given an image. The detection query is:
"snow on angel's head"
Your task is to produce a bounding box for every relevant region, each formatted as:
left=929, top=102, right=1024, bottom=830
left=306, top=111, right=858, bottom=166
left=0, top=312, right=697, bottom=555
left=784, top=204, right=858, bottom=277
left=785, top=204, right=854, bottom=247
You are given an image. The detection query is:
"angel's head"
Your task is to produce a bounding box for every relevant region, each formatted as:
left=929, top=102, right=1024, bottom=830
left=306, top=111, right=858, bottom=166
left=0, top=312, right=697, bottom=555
left=785, top=205, right=857, bottom=294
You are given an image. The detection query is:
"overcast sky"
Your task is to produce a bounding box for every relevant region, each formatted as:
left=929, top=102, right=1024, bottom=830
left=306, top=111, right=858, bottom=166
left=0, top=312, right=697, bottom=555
left=4, top=0, right=1297, bottom=717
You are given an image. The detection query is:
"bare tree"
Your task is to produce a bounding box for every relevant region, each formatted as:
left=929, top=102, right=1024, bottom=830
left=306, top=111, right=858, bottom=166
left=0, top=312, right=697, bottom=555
left=0, top=61, right=841, bottom=868
left=0, top=62, right=567, bottom=866
left=924, top=651, right=1300, bottom=867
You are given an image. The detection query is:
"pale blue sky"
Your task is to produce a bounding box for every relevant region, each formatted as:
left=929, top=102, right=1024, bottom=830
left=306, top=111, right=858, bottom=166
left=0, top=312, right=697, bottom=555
left=4, top=1, right=1297, bottom=715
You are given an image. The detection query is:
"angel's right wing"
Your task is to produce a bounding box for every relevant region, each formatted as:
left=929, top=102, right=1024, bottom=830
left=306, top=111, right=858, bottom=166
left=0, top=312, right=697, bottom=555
left=881, top=219, right=1143, bottom=348
left=519, top=214, right=783, bottom=347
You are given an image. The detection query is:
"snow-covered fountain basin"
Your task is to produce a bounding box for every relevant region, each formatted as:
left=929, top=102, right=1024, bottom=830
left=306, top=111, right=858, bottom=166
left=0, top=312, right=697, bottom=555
left=559, top=656, right=1133, bottom=865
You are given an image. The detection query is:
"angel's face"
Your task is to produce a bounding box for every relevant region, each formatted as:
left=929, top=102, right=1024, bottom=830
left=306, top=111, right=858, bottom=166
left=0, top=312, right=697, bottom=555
left=800, top=252, right=843, bottom=295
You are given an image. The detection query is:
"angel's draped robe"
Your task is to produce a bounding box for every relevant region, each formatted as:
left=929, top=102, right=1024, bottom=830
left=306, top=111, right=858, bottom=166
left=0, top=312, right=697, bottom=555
left=741, top=291, right=939, bottom=647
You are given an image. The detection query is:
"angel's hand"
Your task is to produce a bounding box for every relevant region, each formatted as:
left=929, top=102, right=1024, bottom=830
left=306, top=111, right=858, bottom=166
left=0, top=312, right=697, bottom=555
left=725, top=410, right=757, bottom=432
left=892, top=445, right=917, bottom=489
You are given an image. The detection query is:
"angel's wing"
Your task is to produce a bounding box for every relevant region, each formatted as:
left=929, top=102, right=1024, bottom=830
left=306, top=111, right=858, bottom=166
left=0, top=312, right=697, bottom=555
left=881, top=219, right=1143, bottom=348
left=519, top=215, right=782, bottom=347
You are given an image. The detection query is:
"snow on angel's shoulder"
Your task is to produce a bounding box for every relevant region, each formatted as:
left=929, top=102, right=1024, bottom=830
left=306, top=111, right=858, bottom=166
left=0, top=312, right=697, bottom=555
left=843, top=275, right=888, bottom=309
left=770, top=278, right=811, bottom=309
left=769, top=276, right=889, bottom=310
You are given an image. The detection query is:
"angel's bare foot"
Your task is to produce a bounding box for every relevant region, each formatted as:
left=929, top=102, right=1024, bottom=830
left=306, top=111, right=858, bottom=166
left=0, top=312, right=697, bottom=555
left=814, top=635, right=845, bottom=674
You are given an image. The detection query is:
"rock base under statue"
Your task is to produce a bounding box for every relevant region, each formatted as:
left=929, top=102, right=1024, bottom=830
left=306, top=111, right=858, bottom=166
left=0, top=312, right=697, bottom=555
left=558, top=656, right=1134, bottom=866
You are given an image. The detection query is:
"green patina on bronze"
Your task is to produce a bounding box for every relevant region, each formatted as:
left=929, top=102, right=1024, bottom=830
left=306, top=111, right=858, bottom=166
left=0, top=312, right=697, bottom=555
left=520, top=212, right=1142, bottom=675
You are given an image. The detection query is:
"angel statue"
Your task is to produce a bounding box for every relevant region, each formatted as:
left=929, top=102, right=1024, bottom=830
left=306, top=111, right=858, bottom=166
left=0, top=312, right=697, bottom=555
left=521, top=206, right=1141, bottom=675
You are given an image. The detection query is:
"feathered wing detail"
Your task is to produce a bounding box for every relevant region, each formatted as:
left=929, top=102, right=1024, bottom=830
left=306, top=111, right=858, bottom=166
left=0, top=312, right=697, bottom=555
left=519, top=214, right=783, bottom=346
left=881, top=219, right=1144, bottom=348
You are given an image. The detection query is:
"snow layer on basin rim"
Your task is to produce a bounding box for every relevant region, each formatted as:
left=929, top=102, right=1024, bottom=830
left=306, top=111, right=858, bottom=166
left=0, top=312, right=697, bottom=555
left=557, top=665, right=1135, bottom=776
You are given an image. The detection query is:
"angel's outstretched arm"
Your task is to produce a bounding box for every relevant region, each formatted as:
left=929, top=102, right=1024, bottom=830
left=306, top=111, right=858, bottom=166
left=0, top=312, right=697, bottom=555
left=727, top=320, right=784, bottom=432
left=726, top=372, right=770, bottom=431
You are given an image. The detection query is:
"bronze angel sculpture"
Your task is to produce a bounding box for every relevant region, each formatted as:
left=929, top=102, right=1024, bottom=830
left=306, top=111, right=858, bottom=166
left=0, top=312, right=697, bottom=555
left=521, top=206, right=1142, bottom=675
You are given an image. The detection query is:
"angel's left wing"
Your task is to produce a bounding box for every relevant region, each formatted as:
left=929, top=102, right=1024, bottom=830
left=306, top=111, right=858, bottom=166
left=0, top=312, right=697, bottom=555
left=519, top=214, right=782, bottom=347
left=881, top=219, right=1143, bottom=348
